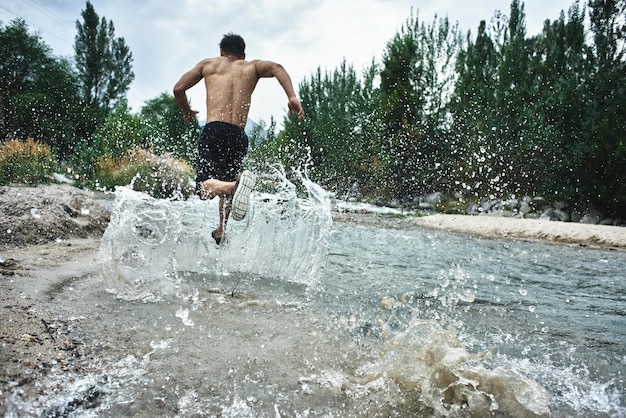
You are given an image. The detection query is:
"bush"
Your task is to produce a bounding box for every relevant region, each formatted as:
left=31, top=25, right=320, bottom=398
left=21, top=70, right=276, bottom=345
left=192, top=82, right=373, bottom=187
left=0, top=138, right=55, bottom=185
left=93, top=147, right=195, bottom=199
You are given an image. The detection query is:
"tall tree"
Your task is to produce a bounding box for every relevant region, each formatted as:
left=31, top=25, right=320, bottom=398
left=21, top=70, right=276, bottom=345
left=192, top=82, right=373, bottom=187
left=451, top=20, right=499, bottom=196
left=0, top=19, right=85, bottom=158
left=586, top=0, right=626, bottom=214
left=281, top=60, right=379, bottom=194
left=492, top=0, right=534, bottom=194
left=378, top=12, right=460, bottom=197
left=527, top=3, right=591, bottom=200
left=74, top=1, right=134, bottom=111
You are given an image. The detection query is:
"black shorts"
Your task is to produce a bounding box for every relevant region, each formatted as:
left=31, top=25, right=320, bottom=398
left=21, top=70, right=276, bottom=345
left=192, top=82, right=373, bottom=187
left=196, top=121, right=248, bottom=191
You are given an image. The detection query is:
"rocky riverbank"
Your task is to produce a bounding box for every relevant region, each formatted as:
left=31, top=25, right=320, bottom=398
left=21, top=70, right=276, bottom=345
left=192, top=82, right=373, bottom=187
left=360, top=192, right=625, bottom=227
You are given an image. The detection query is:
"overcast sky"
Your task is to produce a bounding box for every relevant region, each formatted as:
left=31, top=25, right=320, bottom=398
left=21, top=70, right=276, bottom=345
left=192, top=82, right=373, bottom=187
left=2, top=0, right=576, bottom=125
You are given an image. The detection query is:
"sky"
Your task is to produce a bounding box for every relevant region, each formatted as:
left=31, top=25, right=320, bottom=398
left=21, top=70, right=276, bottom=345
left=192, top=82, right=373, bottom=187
left=1, top=0, right=576, bottom=125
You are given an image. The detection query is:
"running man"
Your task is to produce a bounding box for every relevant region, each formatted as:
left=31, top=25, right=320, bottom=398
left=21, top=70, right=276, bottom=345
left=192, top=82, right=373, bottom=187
left=173, top=33, right=305, bottom=244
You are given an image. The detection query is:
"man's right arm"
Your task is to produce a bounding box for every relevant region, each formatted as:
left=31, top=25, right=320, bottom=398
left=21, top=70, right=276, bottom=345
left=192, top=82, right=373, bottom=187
left=255, top=60, right=305, bottom=120
left=173, top=61, right=205, bottom=121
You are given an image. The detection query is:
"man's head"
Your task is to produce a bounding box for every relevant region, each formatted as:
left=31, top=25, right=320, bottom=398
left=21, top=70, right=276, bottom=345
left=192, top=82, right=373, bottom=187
left=219, top=33, right=246, bottom=58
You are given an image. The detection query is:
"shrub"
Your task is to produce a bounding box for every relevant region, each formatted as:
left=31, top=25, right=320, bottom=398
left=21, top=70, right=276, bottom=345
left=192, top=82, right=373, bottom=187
left=0, top=138, right=55, bottom=185
left=94, top=147, right=195, bottom=199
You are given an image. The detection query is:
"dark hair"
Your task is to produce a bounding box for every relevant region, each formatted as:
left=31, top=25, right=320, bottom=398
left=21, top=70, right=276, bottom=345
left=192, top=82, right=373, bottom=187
left=219, top=33, right=245, bottom=57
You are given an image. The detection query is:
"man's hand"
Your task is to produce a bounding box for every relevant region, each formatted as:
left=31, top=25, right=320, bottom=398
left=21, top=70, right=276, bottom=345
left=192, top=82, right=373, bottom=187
left=288, top=97, right=305, bottom=121
left=183, top=109, right=199, bottom=122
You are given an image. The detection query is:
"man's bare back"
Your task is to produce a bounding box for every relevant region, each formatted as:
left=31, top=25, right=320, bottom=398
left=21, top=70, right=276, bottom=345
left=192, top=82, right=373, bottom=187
left=174, top=55, right=304, bottom=128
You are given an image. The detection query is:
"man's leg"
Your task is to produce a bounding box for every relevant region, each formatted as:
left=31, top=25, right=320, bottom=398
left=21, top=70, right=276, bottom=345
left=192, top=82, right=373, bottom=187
left=212, top=196, right=232, bottom=244
left=201, top=171, right=255, bottom=243
left=201, top=179, right=235, bottom=245
left=199, top=179, right=235, bottom=199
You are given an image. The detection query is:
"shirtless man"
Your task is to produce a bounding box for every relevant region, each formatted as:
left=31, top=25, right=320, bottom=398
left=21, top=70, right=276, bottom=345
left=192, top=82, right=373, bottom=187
left=173, top=33, right=305, bottom=244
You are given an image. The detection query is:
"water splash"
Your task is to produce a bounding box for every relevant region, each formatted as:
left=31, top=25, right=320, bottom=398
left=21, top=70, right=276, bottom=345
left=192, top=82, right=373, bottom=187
left=99, top=168, right=333, bottom=300
left=360, top=318, right=550, bottom=417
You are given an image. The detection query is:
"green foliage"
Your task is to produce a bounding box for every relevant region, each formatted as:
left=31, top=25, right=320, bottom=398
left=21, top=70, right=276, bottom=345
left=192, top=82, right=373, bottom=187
left=0, top=19, right=88, bottom=159
left=0, top=138, right=55, bottom=185
left=449, top=0, right=626, bottom=216
left=245, top=118, right=279, bottom=172
left=2, top=1, right=625, bottom=216
left=140, top=92, right=200, bottom=164
left=584, top=0, right=626, bottom=214
left=74, top=1, right=134, bottom=111
left=377, top=12, right=461, bottom=198
left=71, top=101, right=145, bottom=181
left=280, top=60, right=381, bottom=195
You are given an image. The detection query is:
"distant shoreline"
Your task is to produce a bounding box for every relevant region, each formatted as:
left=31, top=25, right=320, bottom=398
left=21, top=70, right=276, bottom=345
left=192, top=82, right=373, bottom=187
left=1, top=183, right=624, bottom=251
left=333, top=212, right=626, bottom=250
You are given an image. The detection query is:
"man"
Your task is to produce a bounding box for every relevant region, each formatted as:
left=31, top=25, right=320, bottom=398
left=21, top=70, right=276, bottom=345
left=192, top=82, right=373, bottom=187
left=173, top=33, right=305, bottom=244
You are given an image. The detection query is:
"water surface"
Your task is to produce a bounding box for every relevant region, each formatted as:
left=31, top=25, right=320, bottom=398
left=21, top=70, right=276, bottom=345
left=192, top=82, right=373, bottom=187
left=6, top=174, right=625, bottom=417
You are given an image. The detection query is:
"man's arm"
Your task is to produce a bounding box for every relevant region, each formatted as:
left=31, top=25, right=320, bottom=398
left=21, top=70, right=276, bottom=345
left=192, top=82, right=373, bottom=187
left=173, top=62, right=204, bottom=122
left=255, top=60, right=305, bottom=120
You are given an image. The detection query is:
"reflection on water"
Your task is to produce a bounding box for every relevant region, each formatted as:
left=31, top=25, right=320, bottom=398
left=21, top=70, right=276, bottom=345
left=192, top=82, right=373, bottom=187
left=6, top=171, right=625, bottom=417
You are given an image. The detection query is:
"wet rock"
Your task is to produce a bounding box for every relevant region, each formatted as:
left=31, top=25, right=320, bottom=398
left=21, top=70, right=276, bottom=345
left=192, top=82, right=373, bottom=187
left=540, top=208, right=554, bottom=220
left=580, top=211, right=601, bottom=225
left=570, top=209, right=583, bottom=223
left=553, top=209, right=570, bottom=222
left=519, top=202, right=532, bottom=216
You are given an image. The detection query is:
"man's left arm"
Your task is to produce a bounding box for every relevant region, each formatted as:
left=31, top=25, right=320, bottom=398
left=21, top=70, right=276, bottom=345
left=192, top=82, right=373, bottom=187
left=255, top=60, right=305, bottom=120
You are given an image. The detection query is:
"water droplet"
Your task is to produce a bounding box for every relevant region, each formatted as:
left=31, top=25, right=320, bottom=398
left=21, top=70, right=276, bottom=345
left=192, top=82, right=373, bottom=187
left=519, top=288, right=528, bottom=296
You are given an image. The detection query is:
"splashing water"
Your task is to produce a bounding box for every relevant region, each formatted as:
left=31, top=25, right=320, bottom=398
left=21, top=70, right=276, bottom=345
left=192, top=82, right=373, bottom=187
left=353, top=318, right=550, bottom=417
left=99, top=168, right=333, bottom=301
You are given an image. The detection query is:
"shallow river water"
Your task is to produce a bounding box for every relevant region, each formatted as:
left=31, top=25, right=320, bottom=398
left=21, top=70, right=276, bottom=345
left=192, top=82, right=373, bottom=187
left=7, top=173, right=626, bottom=417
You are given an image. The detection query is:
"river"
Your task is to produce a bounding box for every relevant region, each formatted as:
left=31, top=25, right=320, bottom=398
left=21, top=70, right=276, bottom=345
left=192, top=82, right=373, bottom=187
left=5, top=172, right=625, bottom=417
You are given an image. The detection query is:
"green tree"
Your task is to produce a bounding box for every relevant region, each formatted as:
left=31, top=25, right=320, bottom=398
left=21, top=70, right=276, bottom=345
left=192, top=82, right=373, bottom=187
left=585, top=0, right=626, bottom=214
left=452, top=1, right=555, bottom=198
left=494, top=0, right=530, bottom=190
left=451, top=20, right=499, bottom=196
left=72, top=100, right=144, bottom=180
left=74, top=1, right=134, bottom=111
left=0, top=19, right=86, bottom=159
left=378, top=12, right=460, bottom=197
left=281, top=60, right=380, bottom=194
left=527, top=3, right=591, bottom=200
left=140, top=92, right=200, bottom=163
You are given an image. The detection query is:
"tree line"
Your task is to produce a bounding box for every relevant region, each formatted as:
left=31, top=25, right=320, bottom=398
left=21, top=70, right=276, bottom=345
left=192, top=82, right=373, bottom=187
left=0, top=1, right=198, bottom=182
left=265, top=0, right=625, bottom=217
left=1, top=0, right=625, bottom=217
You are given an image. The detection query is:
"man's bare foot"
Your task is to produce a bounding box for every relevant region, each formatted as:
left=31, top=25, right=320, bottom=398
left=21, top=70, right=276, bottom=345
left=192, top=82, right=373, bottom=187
left=211, top=229, right=222, bottom=245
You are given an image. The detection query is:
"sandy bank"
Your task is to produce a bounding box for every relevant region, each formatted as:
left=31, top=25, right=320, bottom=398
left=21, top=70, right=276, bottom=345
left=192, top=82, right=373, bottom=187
left=410, top=213, right=626, bottom=250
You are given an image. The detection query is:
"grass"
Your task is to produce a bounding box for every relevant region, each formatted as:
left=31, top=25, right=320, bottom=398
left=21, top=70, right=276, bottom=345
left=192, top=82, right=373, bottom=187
left=0, top=138, right=55, bottom=186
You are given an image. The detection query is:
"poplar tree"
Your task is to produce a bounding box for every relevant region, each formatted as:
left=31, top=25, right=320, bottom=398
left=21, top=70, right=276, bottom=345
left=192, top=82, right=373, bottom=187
left=74, top=1, right=134, bottom=112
